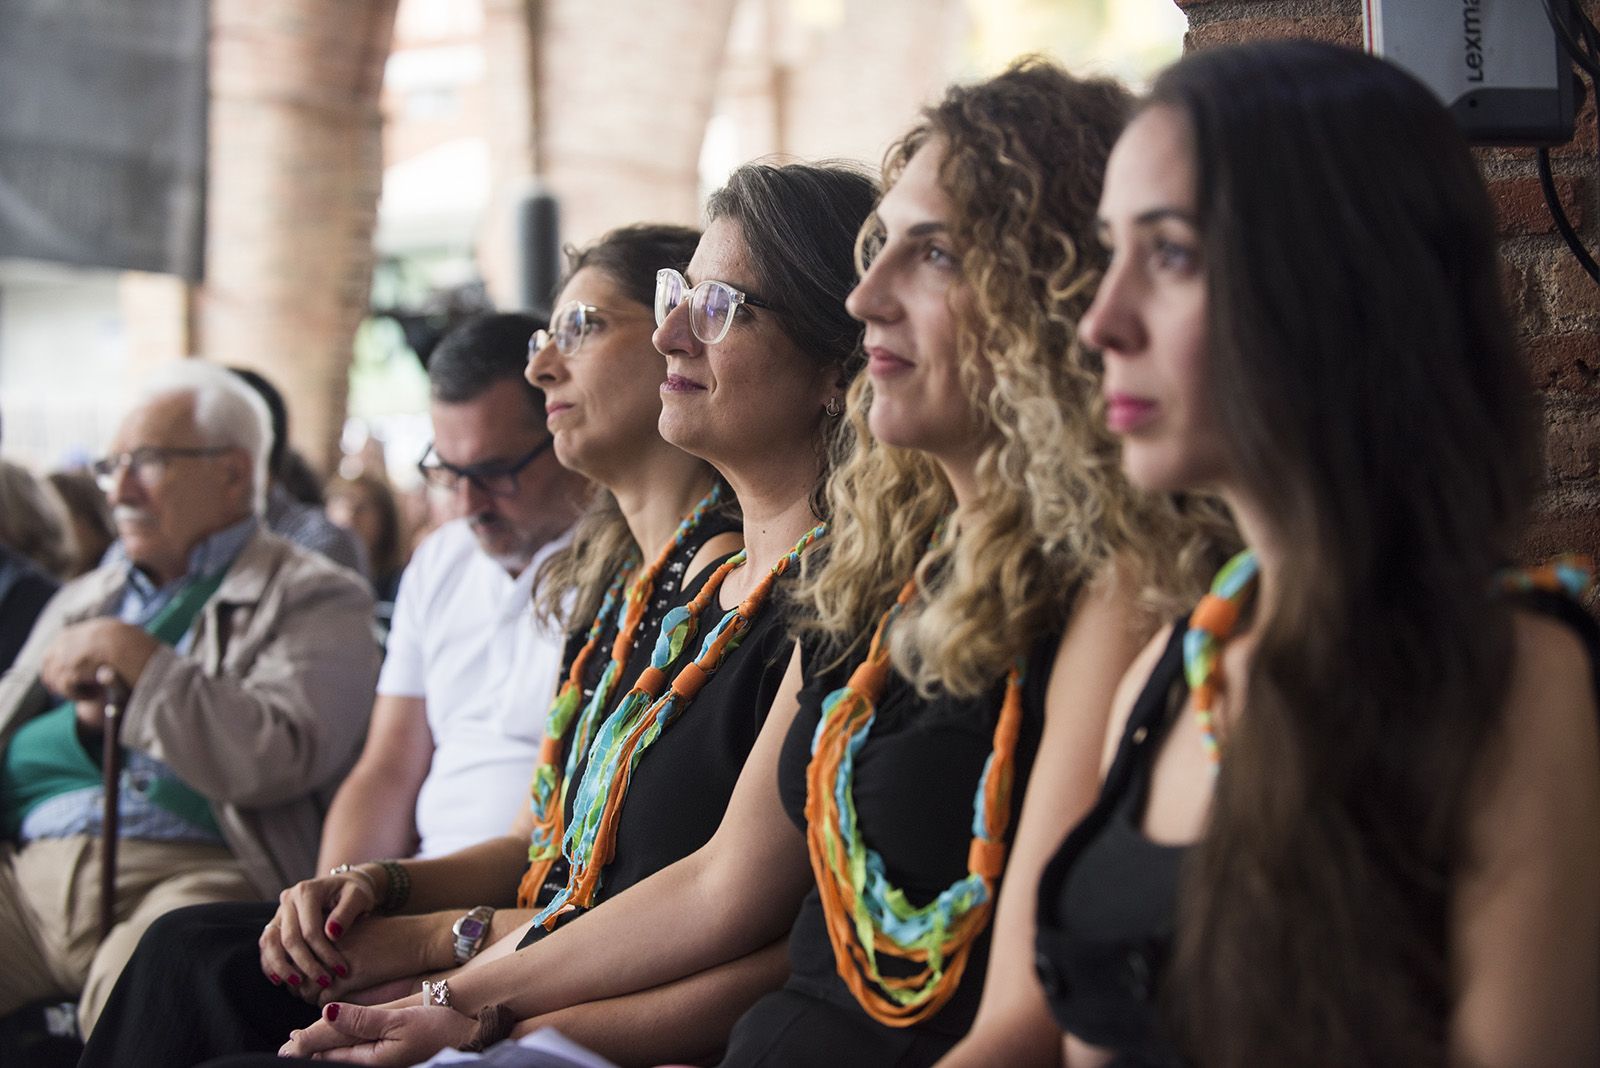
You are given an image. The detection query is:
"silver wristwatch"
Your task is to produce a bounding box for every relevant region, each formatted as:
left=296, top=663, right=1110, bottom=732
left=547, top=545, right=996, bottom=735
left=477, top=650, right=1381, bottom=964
left=450, top=905, right=495, bottom=965
left=421, top=978, right=451, bottom=1007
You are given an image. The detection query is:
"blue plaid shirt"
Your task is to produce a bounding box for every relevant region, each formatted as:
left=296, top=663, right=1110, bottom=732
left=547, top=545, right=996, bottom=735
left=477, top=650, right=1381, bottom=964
left=19, top=517, right=258, bottom=844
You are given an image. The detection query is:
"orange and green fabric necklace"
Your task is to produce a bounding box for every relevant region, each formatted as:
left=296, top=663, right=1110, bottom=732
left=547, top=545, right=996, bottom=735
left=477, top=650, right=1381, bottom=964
left=1183, top=549, right=1595, bottom=768
left=805, top=567, right=1026, bottom=1027
left=1182, top=549, right=1258, bottom=771
left=532, top=521, right=827, bottom=926
left=517, top=484, right=725, bottom=907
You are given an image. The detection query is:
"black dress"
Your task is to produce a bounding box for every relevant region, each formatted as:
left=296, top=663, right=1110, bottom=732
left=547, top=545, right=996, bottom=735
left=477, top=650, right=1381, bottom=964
left=520, top=552, right=799, bottom=941
left=79, top=517, right=778, bottom=1068
left=717, top=631, right=1057, bottom=1068
left=1033, top=592, right=1600, bottom=1067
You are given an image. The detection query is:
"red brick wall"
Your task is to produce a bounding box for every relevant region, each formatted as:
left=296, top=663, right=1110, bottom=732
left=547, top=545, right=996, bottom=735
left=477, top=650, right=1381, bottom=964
left=1174, top=0, right=1600, bottom=576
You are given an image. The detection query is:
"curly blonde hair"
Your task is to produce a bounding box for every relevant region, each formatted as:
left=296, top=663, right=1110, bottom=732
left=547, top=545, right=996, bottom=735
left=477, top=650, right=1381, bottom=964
left=799, top=58, right=1233, bottom=697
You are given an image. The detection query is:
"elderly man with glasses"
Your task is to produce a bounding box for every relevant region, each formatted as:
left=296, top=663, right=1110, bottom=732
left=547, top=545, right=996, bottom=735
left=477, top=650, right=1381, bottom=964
left=0, top=360, right=380, bottom=1039
left=74, top=313, right=586, bottom=1058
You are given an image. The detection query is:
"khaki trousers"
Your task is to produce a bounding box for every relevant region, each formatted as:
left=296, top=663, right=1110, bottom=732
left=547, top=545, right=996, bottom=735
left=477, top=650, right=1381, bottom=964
left=0, top=836, right=257, bottom=1037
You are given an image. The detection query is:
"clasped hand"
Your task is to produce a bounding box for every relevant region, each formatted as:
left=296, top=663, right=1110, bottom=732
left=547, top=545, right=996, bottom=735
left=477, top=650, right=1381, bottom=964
left=261, top=869, right=435, bottom=1006
left=279, top=999, right=477, bottom=1064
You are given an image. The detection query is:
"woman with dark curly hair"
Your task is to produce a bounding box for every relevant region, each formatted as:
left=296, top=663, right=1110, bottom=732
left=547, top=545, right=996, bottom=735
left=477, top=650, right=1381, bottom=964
left=1035, top=40, right=1600, bottom=1068
left=271, top=60, right=1228, bottom=1068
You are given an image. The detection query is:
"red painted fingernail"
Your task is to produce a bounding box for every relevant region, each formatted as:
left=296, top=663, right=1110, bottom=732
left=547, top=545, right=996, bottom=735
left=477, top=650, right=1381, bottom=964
left=268, top=973, right=281, bottom=986
left=317, top=975, right=331, bottom=989
left=334, top=964, right=348, bottom=978
left=325, top=1003, right=340, bottom=1022
left=327, top=921, right=343, bottom=939
left=286, top=974, right=302, bottom=986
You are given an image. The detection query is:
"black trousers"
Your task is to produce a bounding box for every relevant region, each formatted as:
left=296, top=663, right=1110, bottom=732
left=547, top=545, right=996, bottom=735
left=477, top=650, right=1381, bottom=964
left=716, top=988, right=955, bottom=1068
left=78, top=901, right=320, bottom=1068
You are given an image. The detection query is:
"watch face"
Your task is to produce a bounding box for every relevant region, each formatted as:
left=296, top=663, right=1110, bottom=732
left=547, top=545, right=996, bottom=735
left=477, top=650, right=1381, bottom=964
left=458, top=918, right=486, bottom=940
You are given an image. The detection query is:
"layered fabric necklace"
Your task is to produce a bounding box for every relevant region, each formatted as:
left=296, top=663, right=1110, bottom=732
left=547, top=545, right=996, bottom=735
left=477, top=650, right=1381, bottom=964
left=517, top=484, right=725, bottom=908
left=1496, top=553, right=1593, bottom=598
left=805, top=564, right=1026, bottom=1027
left=533, top=521, right=827, bottom=927
left=1183, top=550, right=1595, bottom=769
left=1181, top=549, right=1258, bottom=771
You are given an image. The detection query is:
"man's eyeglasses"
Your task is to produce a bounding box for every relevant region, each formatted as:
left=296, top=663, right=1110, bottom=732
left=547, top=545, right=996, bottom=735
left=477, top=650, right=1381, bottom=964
left=90, top=446, right=231, bottom=492
left=654, top=268, right=776, bottom=346
left=530, top=300, right=597, bottom=357
left=416, top=438, right=554, bottom=498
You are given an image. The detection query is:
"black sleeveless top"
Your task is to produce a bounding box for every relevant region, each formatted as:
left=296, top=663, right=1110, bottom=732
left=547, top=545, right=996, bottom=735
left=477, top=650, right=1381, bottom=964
left=1034, top=620, right=1189, bottom=1066
left=1034, top=591, right=1600, bottom=1067
left=519, top=512, right=800, bottom=944
left=721, top=631, right=1056, bottom=1065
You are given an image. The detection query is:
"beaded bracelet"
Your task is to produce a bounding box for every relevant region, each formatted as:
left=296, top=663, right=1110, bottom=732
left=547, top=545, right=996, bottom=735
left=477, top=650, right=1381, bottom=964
left=375, top=859, right=411, bottom=914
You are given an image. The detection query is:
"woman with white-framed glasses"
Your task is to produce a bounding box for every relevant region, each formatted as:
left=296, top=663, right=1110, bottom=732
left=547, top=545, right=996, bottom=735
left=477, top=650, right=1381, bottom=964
left=264, top=69, right=1224, bottom=1067
left=653, top=267, right=778, bottom=347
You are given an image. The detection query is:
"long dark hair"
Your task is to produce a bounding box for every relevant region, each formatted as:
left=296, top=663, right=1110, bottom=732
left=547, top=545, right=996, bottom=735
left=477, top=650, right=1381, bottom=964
left=1155, top=41, right=1538, bottom=1066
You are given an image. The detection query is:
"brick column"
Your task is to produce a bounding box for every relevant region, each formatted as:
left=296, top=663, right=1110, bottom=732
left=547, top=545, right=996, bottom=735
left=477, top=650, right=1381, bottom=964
left=531, top=0, right=742, bottom=248
left=478, top=0, right=540, bottom=307
left=1172, top=0, right=1600, bottom=573
left=199, top=0, right=400, bottom=473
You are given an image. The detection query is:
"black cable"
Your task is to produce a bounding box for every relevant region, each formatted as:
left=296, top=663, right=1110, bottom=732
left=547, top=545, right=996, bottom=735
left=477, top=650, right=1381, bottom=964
left=1539, top=148, right=1600, bottom=281
left=1542, top=0, right=1600, bottom=78
left=1539, top=0, right=1600, bottom=285
left=1573, top=0, right=1600, bottom=56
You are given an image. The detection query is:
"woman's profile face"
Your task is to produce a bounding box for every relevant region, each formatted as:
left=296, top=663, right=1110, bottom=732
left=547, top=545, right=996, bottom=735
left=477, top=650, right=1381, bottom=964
left=527, top=265, right=667, bottom=485
left=1080, top=105, right=1225, bottom=495
left=844, top=139, right=979, bottom=466
left=652, top=216, right=836, bottom=474
left=846, top=139, right=985, bottom=466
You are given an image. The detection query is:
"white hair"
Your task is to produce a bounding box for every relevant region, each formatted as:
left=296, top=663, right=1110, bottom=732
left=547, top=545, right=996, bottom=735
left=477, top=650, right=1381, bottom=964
left=132, top=360, right=272, bottom=513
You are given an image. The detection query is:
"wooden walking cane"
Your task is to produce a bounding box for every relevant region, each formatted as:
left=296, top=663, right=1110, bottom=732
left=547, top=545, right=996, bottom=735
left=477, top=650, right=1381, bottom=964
left=96, top=665, right=129, bottom=942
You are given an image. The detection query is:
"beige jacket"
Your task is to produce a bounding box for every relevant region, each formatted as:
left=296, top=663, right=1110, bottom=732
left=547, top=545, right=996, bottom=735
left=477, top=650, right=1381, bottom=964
left=0, top=528, right=379, bottom=896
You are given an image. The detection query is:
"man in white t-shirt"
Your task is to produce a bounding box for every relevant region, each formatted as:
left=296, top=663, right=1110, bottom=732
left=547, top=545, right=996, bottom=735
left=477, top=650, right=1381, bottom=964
left=314, top=313, right=588, bottom=869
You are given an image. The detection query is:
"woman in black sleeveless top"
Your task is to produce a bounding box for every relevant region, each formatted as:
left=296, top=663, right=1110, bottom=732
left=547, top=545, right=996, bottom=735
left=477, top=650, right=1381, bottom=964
left=724, top=65, right=1220, bottom=1067
left=1036, top=41, right=1600, bottom=1068
left=258, top=63, right=1222, bottom=1068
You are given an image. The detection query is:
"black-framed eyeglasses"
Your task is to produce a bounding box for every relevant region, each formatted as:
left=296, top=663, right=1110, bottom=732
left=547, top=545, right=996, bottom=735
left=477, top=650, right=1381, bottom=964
left=654, top=267, right=777, bottom=345
left=90, top=446, right=232, bottom=492
left=416, top=437, right=554, bottom=498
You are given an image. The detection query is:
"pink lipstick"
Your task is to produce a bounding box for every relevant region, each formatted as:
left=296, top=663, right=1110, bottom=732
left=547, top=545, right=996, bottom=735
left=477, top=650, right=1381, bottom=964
left=1106, top=394, right=1158, bottom=434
